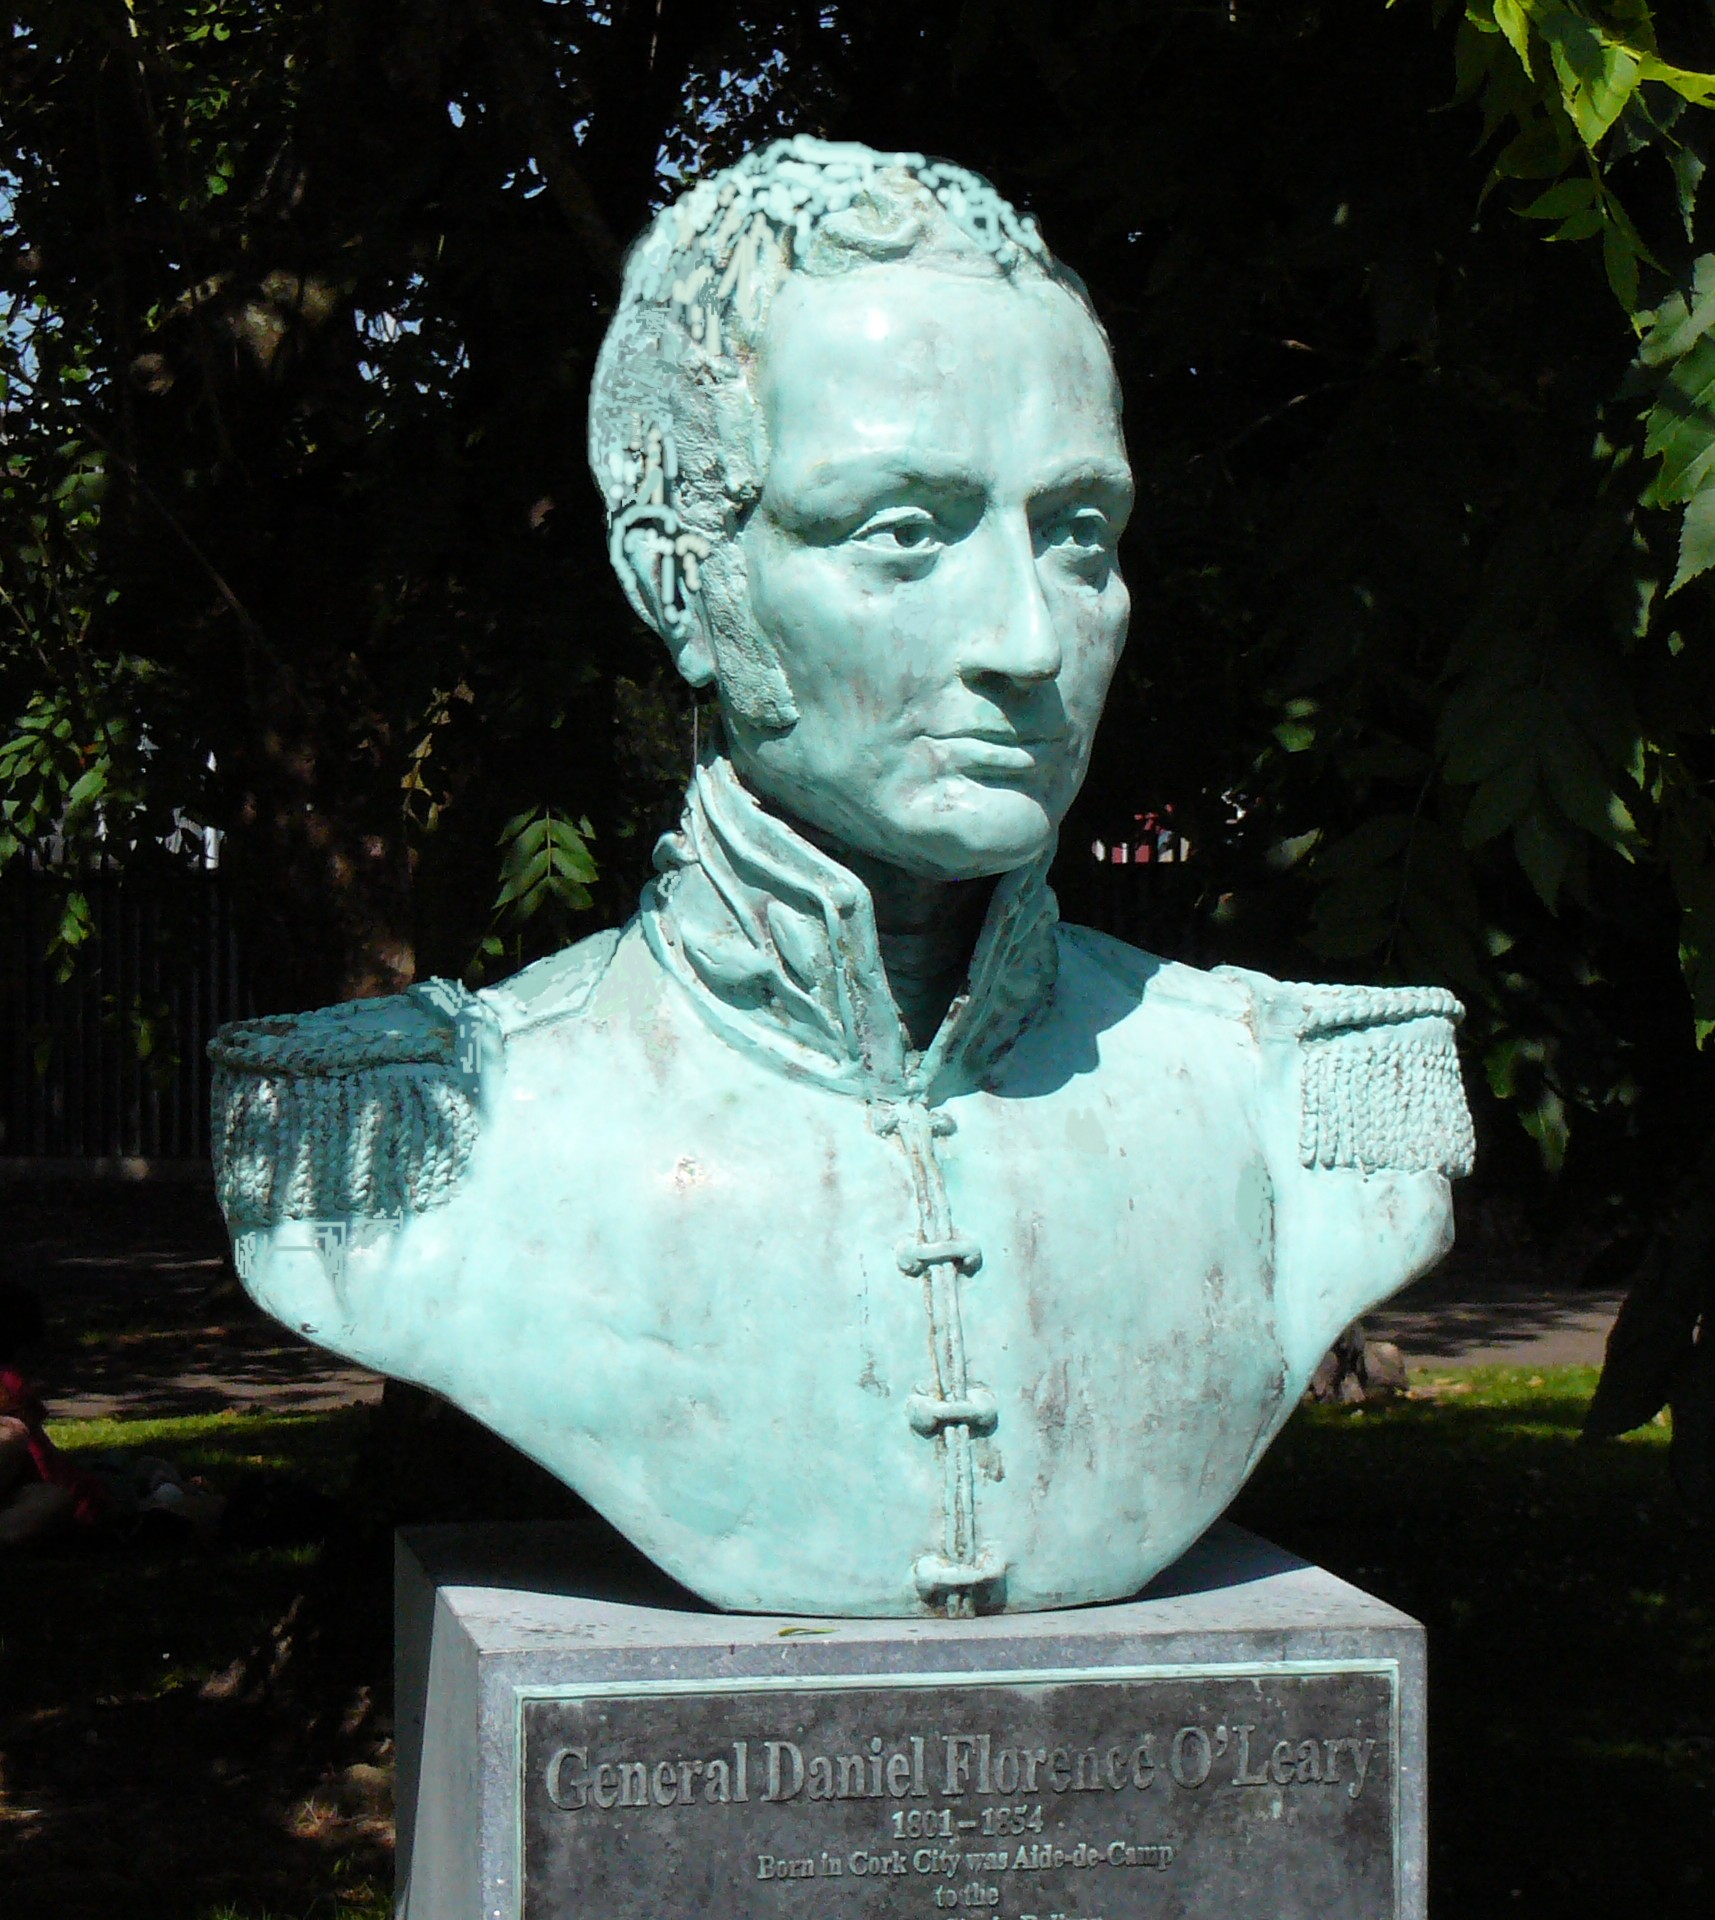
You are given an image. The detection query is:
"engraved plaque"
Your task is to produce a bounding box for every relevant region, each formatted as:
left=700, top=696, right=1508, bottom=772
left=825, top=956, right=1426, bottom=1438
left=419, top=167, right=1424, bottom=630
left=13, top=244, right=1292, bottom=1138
left=519, top=1663, right=1398, bottom=1920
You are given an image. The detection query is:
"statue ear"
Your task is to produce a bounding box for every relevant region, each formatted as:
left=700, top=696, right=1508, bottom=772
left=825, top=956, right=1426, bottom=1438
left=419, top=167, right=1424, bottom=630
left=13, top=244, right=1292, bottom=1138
left=616, top=522, right=798, bottom=730
left=695, top=540, right=798, bottom=731
left=614, top=521, right=718, bottom=687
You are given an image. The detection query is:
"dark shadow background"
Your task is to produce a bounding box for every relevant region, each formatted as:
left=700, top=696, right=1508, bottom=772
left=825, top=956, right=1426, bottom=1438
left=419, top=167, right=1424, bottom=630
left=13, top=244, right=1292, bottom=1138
left=5, top=0, right=1714, bottom=1235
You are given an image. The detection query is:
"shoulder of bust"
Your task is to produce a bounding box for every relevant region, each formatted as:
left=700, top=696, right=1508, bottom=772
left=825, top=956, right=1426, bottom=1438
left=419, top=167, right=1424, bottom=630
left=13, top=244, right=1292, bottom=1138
left=1056, top=926, right=1256, bottom=1027
left=475, top=922, right=628, bottom=1037
left=1055, top=934, right=1472, bottom=1177
left=1214, top=964, right=1475, bottom=1178
left=209, top=980, right=488, bottom=1231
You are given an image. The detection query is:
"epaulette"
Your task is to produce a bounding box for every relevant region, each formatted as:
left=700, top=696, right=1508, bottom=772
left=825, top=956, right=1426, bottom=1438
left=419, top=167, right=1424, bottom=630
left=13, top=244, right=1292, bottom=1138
left=1217, top=969, right=1475, bottom=1179
left=209, top=980, right=488, bottom=1230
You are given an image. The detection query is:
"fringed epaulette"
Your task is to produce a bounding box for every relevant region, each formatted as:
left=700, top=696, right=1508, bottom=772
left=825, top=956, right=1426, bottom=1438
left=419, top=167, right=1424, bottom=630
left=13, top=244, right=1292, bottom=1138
left=209, top=980, right=487, bottom=1230
left=1222, top=972, right=1475, bottom=1178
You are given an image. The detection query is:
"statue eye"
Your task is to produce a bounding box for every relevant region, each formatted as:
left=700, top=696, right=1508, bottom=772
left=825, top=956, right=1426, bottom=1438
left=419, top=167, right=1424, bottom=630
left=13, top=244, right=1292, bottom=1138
left=851, top=507, right=941, bottom=554
left=1044, top=508, right=1113, bottom=553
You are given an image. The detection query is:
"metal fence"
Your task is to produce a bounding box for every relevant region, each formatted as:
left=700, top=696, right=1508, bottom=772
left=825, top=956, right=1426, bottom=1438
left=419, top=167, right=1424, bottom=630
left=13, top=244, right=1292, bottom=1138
left=0, top=826, right=1197, bottom=1165
left=1, top=865, right=251, bottom=1160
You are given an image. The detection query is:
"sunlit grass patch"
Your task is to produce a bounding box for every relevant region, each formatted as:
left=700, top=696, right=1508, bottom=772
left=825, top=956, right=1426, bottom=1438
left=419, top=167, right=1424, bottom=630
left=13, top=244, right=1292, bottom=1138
left=3, top=1407, right=368, bottom=1715
left=1232, top=1364, right=1713, bottom=1916
left=45, top=1404, right=371, bottom=1485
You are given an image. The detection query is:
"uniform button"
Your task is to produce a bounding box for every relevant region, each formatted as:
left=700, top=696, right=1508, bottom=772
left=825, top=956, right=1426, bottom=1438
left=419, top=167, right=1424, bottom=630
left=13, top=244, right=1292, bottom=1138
left=895, top=1237, right=983, bottom=1276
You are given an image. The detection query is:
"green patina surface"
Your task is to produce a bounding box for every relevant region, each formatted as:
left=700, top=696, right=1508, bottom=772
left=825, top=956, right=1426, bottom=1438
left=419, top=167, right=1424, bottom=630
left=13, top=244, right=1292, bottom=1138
left=205, top=141, right=1474, bottom=1619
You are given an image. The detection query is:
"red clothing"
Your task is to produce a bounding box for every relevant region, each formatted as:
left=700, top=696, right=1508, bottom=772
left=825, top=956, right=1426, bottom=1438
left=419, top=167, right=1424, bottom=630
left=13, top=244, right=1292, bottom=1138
left=0, top=1366, right=108, bottom=1525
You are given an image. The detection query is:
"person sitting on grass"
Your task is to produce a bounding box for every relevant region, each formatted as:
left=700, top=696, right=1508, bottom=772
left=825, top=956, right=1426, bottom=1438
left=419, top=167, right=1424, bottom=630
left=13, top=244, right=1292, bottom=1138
left=0, top=1279, right=110, bottom=1547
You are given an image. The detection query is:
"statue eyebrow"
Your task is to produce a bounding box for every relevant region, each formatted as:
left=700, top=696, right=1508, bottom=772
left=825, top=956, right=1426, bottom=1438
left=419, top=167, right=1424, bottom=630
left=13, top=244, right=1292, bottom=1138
left=770, top=452, right=1134, bottom=539
left=1028, top=459, right=1136, bottom=507
left=766, top=452, right=988, bottom=537
left=792, top=452, right=988, bottom=500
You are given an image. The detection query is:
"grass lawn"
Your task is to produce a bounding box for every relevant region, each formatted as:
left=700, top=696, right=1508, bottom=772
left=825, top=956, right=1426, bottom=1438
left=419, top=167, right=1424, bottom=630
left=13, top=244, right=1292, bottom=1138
left=6, top=1407, right=369, bottom=1723
left=1, top=1406, right=389, bottom=1920
left=1, top=1369, right=1710, bottom=1918
left=1232, top=1365, right=1714, bottom=1918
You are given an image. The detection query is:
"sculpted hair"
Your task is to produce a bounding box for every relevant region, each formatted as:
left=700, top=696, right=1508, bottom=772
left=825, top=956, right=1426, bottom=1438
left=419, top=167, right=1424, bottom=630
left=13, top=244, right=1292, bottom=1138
left=587, top=136, right=1095, bottom=648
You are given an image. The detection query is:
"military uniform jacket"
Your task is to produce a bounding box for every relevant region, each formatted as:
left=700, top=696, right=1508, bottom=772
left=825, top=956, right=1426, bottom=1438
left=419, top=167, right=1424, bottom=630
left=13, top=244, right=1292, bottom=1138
left=211, top=756, right=1473, bottom=1617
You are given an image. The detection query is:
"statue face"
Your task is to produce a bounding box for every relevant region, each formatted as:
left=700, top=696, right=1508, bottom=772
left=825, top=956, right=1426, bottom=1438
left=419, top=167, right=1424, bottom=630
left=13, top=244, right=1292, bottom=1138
left=723, top=262, right=1133, bottom=882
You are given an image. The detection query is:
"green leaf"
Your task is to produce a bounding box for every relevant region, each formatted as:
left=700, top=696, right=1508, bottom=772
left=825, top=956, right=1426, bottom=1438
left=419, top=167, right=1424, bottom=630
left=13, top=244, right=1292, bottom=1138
left=1494, top=114, right=1578, bottom=181
left=1519, top=176, right=1597, bottom=220
left=1584, top=1193, right=1712, bottom=1440
left=1463, top=756, right=1537, bottom=846
left=490, top=806, right=599, bottom=929
left=1637, top=54, right=1715, bottom=109
left=1307, top=880, right=1397, bottom=959
left=1442, top=681, right=1544, bottom=784
left=1455, top=16, right=1502, bottom=101
left=1492, top=0, right=1534, bottom=74
left=1669, top=483, right=1715, bottom=591
left=1514, top=808, right=1572, bottom=910
left=1541, top=12, right=1641, bottom=149
left=1312, top=812, right=1414, bottom=879
left=1550, top=203, right=1606, bottom=242
left=65, top=765, right=107, bottom=813
left=1520, top=1083, right=1570, bottom=1172
left=1637, top=254, right=1715, bottom=366
left=1602, top=220, right=1640, bottom=308
left=1597, top=185, right=1659, bottom=272
left=1682, top=902, right=1715, bottom=1021
left=53, top=886, right=93, bottom=953
left=516, top=846, right=552, bottom=892
left=1642, top=335, right=1715, bottom=503
left=1484, top=1032, right=1530, bottom=1102
left=554, top=847, right=598, bottom=885
left=497, top=809, right=543, bottom=848
left=1672, top=144, right=1705, bottom=241
left=1537, top=715, right=1619, bottom=841
left=1339, top=735, right=1433, bottom=782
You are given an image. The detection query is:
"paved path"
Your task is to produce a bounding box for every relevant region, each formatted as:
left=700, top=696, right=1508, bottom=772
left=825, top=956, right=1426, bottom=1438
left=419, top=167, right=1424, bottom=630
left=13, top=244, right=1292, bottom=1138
left=11, top=1176, right=1623, bottom=1422
left=40, top=1284, right=1620, bottom=1422
left=10, top=1176, right=385, bottom=1423
left=45, top=1353, right=384, bottom=1423
left=1368, top=1273, right=1622, bottom=1370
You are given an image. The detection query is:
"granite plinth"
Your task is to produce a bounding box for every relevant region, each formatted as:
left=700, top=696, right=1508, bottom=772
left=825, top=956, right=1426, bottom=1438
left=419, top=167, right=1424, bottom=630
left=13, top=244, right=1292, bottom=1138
left=395, top=1523, right=1426, bottom=1920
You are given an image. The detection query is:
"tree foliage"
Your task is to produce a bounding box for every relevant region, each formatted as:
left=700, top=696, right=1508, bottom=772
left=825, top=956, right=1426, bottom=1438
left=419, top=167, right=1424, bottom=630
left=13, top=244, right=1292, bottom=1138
left=4, top=0, right=1715, bottom=1477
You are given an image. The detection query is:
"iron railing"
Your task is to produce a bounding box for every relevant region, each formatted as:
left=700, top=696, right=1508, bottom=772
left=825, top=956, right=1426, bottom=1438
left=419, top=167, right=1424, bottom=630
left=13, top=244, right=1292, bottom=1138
left=1, top=865, right=252, bottom=1160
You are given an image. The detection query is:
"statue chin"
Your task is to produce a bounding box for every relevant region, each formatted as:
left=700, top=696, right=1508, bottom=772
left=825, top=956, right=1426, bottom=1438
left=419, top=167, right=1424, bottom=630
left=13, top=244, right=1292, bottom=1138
left=884, top=781, right=1062, bottom=880
left=737, top=762, right=1068, bottom=887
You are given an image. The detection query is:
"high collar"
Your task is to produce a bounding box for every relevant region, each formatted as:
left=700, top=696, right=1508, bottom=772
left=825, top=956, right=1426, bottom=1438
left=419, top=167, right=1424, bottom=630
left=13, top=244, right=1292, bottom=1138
left=640, top=753, right=1060, bottom=1101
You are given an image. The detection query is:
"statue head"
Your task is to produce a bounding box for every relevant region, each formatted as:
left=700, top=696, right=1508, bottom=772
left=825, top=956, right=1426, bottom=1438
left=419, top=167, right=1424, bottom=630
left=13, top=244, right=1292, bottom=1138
left=589, top=138, right=1133, bottom=884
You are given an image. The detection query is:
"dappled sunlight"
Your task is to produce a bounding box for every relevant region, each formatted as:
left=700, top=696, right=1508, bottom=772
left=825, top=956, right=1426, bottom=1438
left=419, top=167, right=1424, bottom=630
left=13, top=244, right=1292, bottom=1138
left=0, top=1407, right=389, bottom=1920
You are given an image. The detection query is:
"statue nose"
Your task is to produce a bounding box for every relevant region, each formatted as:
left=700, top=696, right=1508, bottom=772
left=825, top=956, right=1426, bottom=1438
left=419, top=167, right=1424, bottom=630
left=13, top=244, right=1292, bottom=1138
left=960, top=518, right=1063, bottom=685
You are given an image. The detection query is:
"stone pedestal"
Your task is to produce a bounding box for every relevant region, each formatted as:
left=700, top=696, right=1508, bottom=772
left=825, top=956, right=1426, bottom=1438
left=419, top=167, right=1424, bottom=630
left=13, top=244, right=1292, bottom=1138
left=395, top=1523, right=1425, bottom=1920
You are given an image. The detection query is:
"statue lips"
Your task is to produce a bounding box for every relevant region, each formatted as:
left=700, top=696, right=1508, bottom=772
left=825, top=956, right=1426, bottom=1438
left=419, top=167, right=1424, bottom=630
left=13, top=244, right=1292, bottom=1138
left=921, top=721, right=1060, bottom=760
left=928, top=730, right=1065, bottom=781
